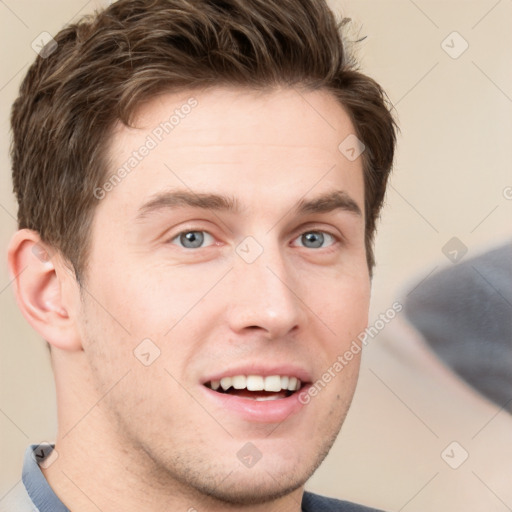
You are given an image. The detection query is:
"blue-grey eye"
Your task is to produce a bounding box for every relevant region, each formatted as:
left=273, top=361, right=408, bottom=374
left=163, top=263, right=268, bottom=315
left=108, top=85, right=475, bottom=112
left=295, top=231, right=335, bottom=249
left=171, top=231, right=214, bottom=249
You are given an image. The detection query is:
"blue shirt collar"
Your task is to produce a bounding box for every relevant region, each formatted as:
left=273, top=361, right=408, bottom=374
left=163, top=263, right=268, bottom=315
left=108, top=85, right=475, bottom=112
left=22, top=444, right=69, bottom=512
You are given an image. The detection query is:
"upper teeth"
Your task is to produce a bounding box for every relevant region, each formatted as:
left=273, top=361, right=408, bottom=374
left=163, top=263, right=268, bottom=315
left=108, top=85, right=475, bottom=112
left=210, top=375, right=301, bottom=392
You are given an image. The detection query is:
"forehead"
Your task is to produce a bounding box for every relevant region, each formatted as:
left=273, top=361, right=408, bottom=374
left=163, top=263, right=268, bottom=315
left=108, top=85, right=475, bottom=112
left=101, top=87, right=364, bottom=215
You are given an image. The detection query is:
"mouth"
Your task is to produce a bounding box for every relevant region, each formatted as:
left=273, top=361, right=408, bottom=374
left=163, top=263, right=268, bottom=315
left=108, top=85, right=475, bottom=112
left=200, top=367, right=313, bottom=423
left=203, top=375, right=306, bottom=401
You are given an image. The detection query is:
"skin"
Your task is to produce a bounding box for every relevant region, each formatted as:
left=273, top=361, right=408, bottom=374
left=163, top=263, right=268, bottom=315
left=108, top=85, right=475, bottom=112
left=8, top=87, right=370, bottom=511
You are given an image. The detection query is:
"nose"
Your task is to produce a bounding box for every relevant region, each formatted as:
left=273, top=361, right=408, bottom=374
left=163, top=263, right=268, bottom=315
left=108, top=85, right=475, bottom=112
left=225, top=240, right=306, bottom=339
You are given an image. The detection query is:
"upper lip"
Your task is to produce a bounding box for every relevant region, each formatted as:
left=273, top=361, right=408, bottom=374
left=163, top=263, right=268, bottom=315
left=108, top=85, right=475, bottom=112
left=201, top=363, right=312, bottom=385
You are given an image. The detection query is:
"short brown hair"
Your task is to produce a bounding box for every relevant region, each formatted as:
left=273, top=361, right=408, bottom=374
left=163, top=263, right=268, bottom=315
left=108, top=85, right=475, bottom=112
left=11, top=0, right=396, bottom=280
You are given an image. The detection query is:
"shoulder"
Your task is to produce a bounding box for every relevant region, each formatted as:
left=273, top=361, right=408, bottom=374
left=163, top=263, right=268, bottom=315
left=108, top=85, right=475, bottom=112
left=302, top=491, right=387, bottom=512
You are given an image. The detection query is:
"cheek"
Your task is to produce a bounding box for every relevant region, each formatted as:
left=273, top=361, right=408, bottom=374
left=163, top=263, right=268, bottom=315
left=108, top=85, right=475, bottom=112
left=84, top=261, right=181, bottom=335
left=80, top=261, right=222, bottom=378
left=311, top=271, right=370, bottom=336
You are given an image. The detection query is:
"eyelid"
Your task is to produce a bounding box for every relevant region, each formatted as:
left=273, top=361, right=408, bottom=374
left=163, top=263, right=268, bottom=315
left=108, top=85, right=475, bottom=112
left=162, top=219, right=217, bottom=240
left=290, top=222, right=343, bottom=242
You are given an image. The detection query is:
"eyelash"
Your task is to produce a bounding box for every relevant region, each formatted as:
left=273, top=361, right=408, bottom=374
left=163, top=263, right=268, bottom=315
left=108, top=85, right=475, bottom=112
left=168, top=228, right=341, bottom=250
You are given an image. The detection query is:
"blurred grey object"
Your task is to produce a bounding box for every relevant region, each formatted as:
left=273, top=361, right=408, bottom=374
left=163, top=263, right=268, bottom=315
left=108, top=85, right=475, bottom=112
left=403, top=242, right=512, bottom=412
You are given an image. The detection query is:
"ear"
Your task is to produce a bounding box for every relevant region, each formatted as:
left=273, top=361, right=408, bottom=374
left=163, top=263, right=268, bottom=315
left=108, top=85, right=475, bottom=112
left=7, top=229, right=82, bottom=351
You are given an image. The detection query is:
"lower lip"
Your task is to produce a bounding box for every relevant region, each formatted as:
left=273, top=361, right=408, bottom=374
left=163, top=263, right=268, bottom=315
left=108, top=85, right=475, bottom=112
left=200, top=385, right=311, bottom=423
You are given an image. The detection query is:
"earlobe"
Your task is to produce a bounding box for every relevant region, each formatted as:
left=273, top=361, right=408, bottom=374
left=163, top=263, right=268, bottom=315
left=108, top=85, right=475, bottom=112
left=7, top=229, right=83, bottom=352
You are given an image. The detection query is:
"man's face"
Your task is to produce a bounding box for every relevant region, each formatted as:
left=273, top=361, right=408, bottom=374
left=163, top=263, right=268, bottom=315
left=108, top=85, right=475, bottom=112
left=78, top=87, right=370, bottom=504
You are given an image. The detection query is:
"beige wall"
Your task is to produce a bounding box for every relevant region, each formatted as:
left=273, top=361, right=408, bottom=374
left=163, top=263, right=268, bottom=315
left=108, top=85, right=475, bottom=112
left=1, top=1, right=510, bottom=510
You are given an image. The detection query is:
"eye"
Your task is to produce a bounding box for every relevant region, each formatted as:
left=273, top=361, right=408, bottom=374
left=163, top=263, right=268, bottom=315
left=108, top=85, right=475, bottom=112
left=293, top=231, right=336, bottom=249
left=170, top=230, right=215, bottom=249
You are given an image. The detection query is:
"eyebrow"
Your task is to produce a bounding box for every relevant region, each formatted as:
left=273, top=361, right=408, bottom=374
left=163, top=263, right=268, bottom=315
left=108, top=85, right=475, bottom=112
left=137, top=191, right=241, bottom=220
left=295, top=190, right=362, bottom=217
left=136, top=189, right=362, bottom=220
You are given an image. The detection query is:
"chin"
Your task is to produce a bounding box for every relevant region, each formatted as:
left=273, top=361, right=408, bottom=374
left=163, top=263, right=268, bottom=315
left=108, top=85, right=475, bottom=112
left=187, top=466, right=308, bottom=506
left=162, top=438, right=331, bottom=508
